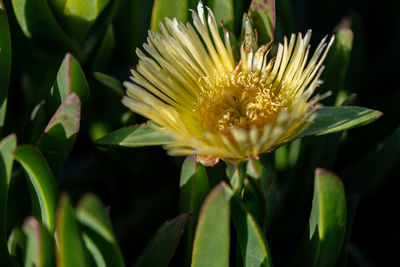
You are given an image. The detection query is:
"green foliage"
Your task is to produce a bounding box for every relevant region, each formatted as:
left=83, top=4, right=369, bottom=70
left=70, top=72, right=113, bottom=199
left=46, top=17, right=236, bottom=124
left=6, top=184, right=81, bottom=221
left=249, top=0, right=275, bottom=43
left=191, top=183, right=230, bottom=267
left=96, top=122, right=175, bottom=147
left=0, top=0, right=396, bottom=266
left=151, top=0, right=188, bottom=32
left=135, top=213, right=190, bottom=267
left=296, top=106, right=382, bottom=139
left=14, top=145, right=58, bottom=233
left=291, top=169, right=346, bottom=266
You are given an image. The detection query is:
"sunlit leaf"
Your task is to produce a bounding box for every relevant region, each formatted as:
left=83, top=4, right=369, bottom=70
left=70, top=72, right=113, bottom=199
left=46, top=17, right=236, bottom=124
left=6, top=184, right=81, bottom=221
left=37, top=93, right=81, bottom=175
left=296, top=106, right=382, bottom=139
left=14, top=146, right=58, bottom=233
left=151, top=0, right=188, bottom=32
left=23, top=217, right=55, bottom=267
left=48, top=53, right=89, bottom=112
left=222, top=183, right=273, bottom=267
left=135, top=213, right=190, bottom=267
left=56, top=194, right=88, bottom=267
left=48, top=0, right=110, bottom=42
left=76, top=194, right=124, bottom=267
left=95, top=122, right=174, bottom=147
left=0, top=1, right=11, bottom=135
left=191, top=183, right=230, bottom=267
left=291, top=168, right=346, bottom=266
left=249, top=0, right=275, bottom=43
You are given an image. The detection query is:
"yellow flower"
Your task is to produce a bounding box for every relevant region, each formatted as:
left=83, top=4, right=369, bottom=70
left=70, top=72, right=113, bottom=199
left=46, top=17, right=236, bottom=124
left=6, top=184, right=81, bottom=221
left=122, top=2, right=334, bottom=166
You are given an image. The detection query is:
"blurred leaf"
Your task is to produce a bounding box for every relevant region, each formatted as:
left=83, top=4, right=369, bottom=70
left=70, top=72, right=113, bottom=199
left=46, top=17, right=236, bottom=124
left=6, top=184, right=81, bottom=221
left=94, top=72, right=124, bottom=97
left=275, top=0, right=294, bottom=38
left=135, top=213, right=190, bottom=267
left=0, top=1, right=11, bottom=135
left=7, top=227, right=26, bottom=262
left=191, top=182, right=230, bottom=267
left=209, top=0, right=234, bottom=31
left=75, top=194, right=124, bottom=267
left=151, top=0, right=188, bottom=32
left=81, top=0, right=122, bottom=60
left=14, top=145, right=58, bottom=233
left=91, top=25, right=115, bottom=71
left=343, top=126, right=400, bottom=197
left=321, top=25, right=354, bottom=105
left=37, top=93, right=81, bottom=175
left=23, top=217, right=55, bottom=267
left=222, top=183, right=273, bottom=267
left=291, top=168, right=346, bottom=267
left=296, top=106, right=382, bottom=139
left=249, top=0, right=275, bottom=43
left=95, top=122, right=174, bottom=147
left=247, top=158, right=280, bottom=231
left=0, top=134, right=16, bottom=265
left=56, top=194, right=88, bottom=267
left=11, top=0, right=80, bottom=56
left=49, top=53, right=89, bottom=113
left=179, top=155, right=210, bottom=265
left=48, top=0, right=110, bottom=42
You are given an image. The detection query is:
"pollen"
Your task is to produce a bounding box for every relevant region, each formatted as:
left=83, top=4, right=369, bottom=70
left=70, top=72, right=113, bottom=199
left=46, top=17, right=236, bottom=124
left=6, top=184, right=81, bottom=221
left=196, top=71, right=287, bottom=136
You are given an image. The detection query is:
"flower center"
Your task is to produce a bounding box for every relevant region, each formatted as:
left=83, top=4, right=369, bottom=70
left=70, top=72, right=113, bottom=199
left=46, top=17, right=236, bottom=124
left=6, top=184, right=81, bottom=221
left=195, top=71, right=286, bottom=136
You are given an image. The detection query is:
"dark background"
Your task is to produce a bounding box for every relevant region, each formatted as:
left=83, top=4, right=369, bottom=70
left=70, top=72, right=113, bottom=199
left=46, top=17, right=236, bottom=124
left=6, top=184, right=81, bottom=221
left=3, top=0, right=399, bottom=265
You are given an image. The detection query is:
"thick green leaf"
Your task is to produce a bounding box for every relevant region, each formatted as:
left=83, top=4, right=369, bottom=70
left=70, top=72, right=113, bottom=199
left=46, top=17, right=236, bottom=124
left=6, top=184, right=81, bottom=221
left=0, top=134, right=16, bottom=265
left=37, top=93, right=81, bottom=175
left=0, top=1, right=11, bottom=135
left=49, top=53, right=89, bottom=113
left=14, top=145, right=58, bottom=233
left=151, top=0, right=188, bottom=32
left=91, top=25, right=115, bottom=71
left=11, top=0, right=80, bottom=56
left=48, top=0, right=110, bottom=42
left=222, top=183, right=273, bottom=267
left=23, top=217, right=55, bottom=267
left=296, top=106, right=382, bottom=139
left=179, top=156, right=209, bottom=265
left=135, top=213, right=190, bottom=267
left=191, top=183, right=230, bottom=267
left=75, top=194, right=124, bottom=267
left=94, top=72, right=124, bottom=97
left=56, top=194, right=88, bottom=267
left=291, top=168, right=346, bottom=267
left=246, top=158, right=280, bottom=231
left=95, top=122, right=175, bottom=147
left=209, top=0, right=234, bottom=31
left=249, top=0, right=275, bottom=43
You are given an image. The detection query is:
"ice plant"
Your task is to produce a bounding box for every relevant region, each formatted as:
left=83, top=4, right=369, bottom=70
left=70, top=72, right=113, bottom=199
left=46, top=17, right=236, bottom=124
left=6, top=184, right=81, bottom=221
left=122, top=2, right=334, bottom=166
